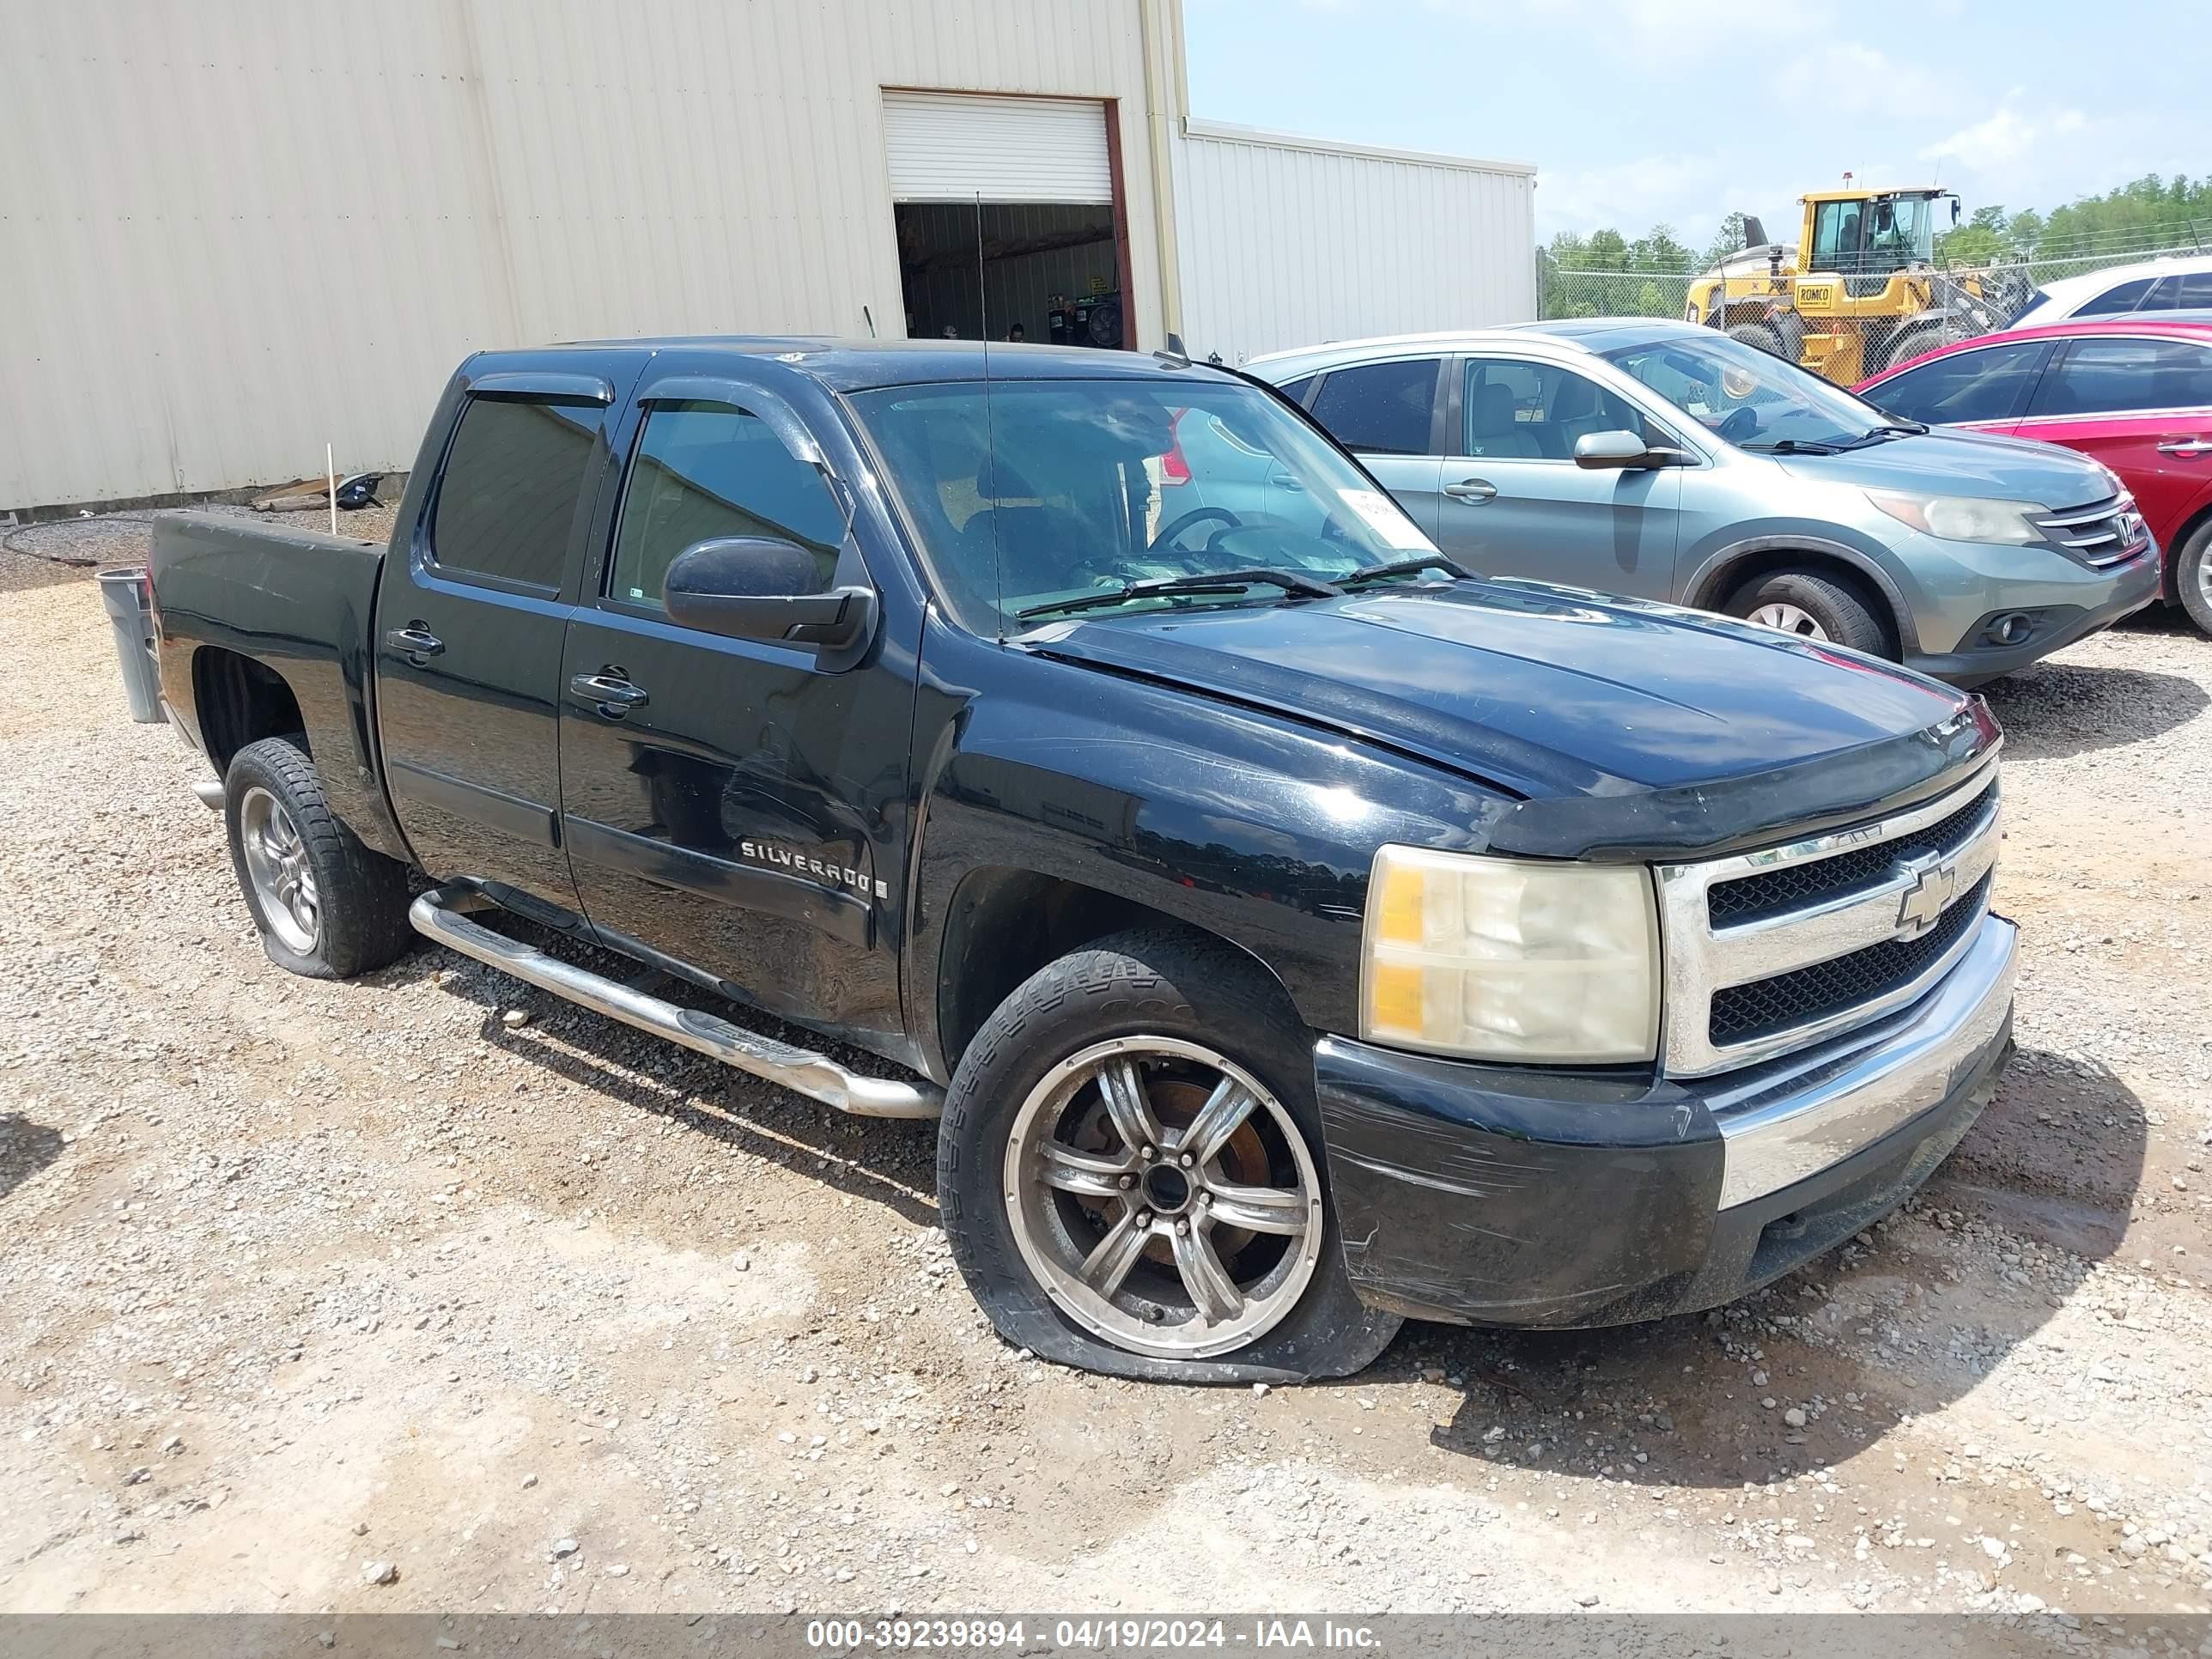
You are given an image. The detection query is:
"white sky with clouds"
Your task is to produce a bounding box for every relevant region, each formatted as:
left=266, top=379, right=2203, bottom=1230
left=1183, top=0, right=2205, bottom=251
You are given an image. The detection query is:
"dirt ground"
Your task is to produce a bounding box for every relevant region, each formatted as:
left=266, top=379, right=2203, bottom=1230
left=2, top=532, right=2208, bottom=1621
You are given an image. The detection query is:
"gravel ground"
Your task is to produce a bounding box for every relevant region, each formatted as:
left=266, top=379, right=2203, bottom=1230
left=2, top=521, right=2209, bottom=1623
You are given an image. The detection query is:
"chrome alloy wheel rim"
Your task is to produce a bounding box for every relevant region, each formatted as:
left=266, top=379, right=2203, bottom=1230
left=239, top=786, right=319, bottom=953
left=2196, top=546, right=2212, bottom=612
left=1001, top=1036, right=1324, bottom=1359
left=1748, top=601, right=1829, bottom=641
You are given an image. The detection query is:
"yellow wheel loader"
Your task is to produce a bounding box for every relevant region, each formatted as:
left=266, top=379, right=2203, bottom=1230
left=1686, top=188, right=2032, bottom=386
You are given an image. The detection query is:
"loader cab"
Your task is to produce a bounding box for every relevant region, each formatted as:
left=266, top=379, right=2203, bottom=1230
left=1802, top=190, right=1949, bottom=288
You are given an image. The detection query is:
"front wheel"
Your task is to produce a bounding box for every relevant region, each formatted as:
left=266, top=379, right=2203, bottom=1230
left=1725, top=566, right=1893, bottom=658
left=937, top=929, right=1398, bottom=1382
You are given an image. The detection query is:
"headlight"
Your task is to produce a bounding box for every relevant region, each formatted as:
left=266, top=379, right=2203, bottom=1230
left=1360, top=847, right=1660, bottom=1064
left=1868, top=489, right=2042, bottom=545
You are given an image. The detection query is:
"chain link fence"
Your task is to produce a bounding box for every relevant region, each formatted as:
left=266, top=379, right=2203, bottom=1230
left=1542, top=242, right=2211, bottom=326
left=1539, top=241, right=2211, bottom=382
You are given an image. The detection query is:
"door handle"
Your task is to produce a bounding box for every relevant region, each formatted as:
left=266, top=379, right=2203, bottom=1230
left=384, top=624, right=444, bottom=659
left=1443, top=478, right=1498, bottom=503
left=2154, top=438, right=2212, bottom=457
left=569, top=672, right=650, bottom=718
left=1267, top=471, right=1307, bottom=493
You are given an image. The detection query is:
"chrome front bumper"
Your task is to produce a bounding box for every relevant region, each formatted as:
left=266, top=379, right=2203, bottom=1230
left=1696, top=912, right=2017, bottom=1207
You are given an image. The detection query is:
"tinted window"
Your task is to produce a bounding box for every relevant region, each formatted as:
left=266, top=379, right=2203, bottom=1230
left=2180, top=272, right=2212, bottom=307
left=1276, top=374, right=1317, bottom=408
left=1869, top=342, right=2047, bottom=427
left=2034, top=337, right=2212, bottom=416
left=1808, top=200, right=1860, bottom=270
left=2077, top=276, right=2153, bottom=317
left=430, top=397, right=598, bottom=588
left=2141, top=276, right=2185, bottom=312
left=1462, top=358, right=1650, bottom=460
left=609, top=402, right=846, bottom=608
left=1308, top=359, right=1441, bottom=454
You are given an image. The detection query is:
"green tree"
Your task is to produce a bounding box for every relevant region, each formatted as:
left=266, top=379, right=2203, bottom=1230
left=1699, top=211, right=1748, bottom=272
left=1630, top=223, right=1694, bottom=274
left=2033, top=174, right=2212, bottom=270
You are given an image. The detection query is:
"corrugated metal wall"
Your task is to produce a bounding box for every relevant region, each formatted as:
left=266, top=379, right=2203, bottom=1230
left=1173, top=121, right=1536, bottom=365
left=0, top=0, right=1167, bottom=511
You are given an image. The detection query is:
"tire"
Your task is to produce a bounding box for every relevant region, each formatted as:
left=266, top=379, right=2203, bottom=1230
left=1725, top=566, right=1894, bottom=658
left=223, top=736, right=414, bottom=979
left=1875, top=321, right=1944, bottom=377
left=937, top=927, right=1400, bottom=1383
left=2174, top=517, right=2212, bottom=637
left=1727, top=321, right=1788, bottom=359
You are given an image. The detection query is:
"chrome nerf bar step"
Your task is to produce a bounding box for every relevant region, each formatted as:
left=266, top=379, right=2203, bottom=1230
left=408, top=884, right=943, bottom=1120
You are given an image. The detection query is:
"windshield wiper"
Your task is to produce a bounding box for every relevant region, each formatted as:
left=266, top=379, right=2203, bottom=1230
left=1838, top=420, right=1930, bottom=449
left=1016, top=567, right=1345, bottom=622
left=1741, top=437, right=1843, bottom=455
left=1337, top=553, right=1475, bottom=589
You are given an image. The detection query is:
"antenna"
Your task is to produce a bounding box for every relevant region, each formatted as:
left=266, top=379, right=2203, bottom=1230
left=976, top=192, right=1006, bottom=639
left=862, top=302, right=877, bottom=339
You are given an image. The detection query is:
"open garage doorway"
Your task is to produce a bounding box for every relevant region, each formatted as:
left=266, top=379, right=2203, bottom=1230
left=883, top=92, right=1132, bottom=349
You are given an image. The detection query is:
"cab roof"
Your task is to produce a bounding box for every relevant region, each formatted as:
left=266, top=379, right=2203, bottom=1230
left=1246, top=317, right=1709, bottom=373
left=512, top=336, right=1244, bottom=394
left=1800, top=186, right=1952, bottom=203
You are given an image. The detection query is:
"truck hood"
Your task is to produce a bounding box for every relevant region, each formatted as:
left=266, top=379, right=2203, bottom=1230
left=1030, top=580, right=1996, bottom=860
left=1777, top=425, right=2112, bottom=507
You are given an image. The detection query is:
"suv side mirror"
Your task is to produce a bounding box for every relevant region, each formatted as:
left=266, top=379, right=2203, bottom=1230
left=1574, top=429, right=1680, bottom=470
left=663, top=537, right=877, bottom=653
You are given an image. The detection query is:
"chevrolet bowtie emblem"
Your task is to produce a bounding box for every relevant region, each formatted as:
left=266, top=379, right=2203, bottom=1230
left=1896, top=854, right=1960, bottom=935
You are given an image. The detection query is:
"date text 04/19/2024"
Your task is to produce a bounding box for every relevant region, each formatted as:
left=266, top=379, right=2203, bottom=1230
left=802, top=1620, right=1380, bottom=1651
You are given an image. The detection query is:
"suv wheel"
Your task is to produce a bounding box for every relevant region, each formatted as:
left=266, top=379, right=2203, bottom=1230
left=937, top=928, right=1398, bottom=1382
left=1726, top=567, right=1893, bottom=657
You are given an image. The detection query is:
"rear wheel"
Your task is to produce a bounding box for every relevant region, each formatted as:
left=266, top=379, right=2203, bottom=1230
left=2175, top=518, right=2212, bottom=637
left=938, top=928, right=1398, bottom=1382
left=1725, top=566, right=1893, bottom=657
left=224, top=737, right=413, bottom=979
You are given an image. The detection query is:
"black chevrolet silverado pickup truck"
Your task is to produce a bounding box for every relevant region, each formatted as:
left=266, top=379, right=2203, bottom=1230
left=149, top=338, right=2016, bottom=1382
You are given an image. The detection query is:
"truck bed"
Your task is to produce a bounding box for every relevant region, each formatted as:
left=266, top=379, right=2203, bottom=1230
left=149, top=509, right=406, bottom=858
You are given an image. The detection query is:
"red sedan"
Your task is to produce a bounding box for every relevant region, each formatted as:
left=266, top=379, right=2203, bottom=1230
left=1857, top=319, right=2212, bottom=635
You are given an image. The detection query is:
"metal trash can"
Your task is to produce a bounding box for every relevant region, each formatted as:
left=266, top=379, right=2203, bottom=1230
left=96, top=564, right=166, bottom=724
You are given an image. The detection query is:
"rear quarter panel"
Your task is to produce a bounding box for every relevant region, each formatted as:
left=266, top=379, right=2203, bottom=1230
left=150, top=511, right=409, bottom=859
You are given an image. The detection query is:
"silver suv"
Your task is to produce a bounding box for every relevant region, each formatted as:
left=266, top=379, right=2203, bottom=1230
left=1248, top=319, right=2161, bottom=684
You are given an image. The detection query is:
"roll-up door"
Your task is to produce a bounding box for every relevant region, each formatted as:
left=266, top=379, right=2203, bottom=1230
left=883, top=92, right=1112, bottom=205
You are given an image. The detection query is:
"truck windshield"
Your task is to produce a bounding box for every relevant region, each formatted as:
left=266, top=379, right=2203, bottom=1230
left=1600, top=333, right=1894, bottom=454
left=848, top=378, right=1437, bottom=636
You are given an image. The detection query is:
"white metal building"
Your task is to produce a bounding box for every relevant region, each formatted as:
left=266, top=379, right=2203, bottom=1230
left=1174, top=121, right=1536, bottom=366
left=0, top=0, right=1535, bottom=514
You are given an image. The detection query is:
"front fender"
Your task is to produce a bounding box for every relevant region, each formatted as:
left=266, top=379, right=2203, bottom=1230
left=903, top=622, right=1513, bottom=1078
left=1680, top=526, right=1924, bottom=654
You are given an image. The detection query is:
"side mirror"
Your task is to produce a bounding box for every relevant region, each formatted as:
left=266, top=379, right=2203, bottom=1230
left=662, top=537, right=877, bottom=653
left=1574, top=429, right=1677, bottom=470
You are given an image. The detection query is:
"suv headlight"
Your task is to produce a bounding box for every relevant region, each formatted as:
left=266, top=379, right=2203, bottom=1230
left=1360, top=847, right=1660, bottom=1064
left=1868, top=489, right=2042, bottom=545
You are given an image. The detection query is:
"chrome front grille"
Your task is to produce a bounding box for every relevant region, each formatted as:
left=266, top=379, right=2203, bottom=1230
left=2035, top=495, right=2152, bottom=570
left=1655, top=760, right=2001, bottom=1078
